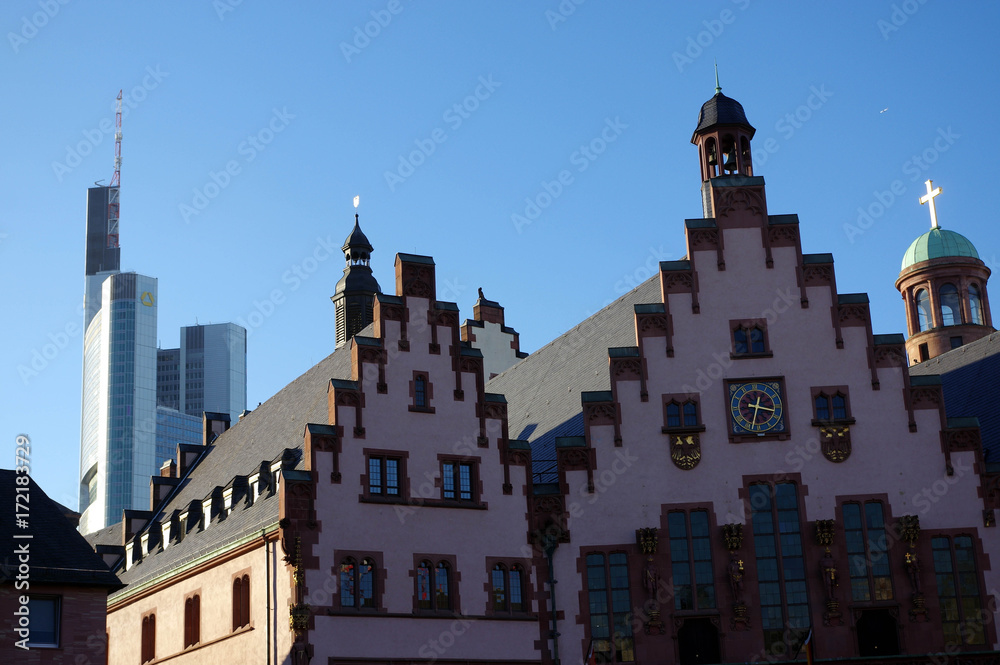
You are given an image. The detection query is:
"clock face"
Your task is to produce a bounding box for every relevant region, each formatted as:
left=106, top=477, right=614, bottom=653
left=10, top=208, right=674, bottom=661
left=729, top=381, right=785, bottom=434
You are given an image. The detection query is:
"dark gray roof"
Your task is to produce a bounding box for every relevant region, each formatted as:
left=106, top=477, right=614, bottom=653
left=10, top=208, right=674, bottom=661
left=486, top=276, right=660, bottom=471
left=910, top=332, right=1000, bottom=461
left=85, top=520, right=124, bottom=549
left=0, top=470, right=121, bottom=588
left=110, top=343, right=354, bottom=598
left=343, top=217, right=373, bottom=252
left=693, top=92, right=755, bottom=137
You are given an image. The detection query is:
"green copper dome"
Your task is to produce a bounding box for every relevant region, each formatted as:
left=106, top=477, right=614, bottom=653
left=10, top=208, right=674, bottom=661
left=901, top=228, right=980, bottom=271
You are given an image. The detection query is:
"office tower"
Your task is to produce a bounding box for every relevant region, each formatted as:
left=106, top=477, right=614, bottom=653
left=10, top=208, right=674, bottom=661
left=79, top=271, right=158, bottom=535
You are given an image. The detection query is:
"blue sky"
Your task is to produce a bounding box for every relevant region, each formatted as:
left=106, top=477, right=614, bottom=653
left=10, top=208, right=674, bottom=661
left=2, top=1, right=997, bottom=511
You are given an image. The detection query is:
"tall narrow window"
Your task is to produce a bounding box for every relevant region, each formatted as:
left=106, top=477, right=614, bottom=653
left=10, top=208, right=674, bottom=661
left=435, top=562, right=451, bottom=610
left=184, top=595, right=200, bottom=647
left=916, top=289, right=931, bottom=331
left=668, top=510, right=716, bottom=611
left=232, top=574, right=250, bottom=630
left=969, top=284, right=984, bottom=325
left=340, top=558, right=356, bottom=607
left=586, top=552, right=635, bottom=663
left=415, top=375, right=427, bottom=408
left=141, top=613, right=156, bottom=664
left=940, top=283, right=962, bottom=326
left=492, top=563, right=507, bottom=610
left=509, top=565, right=525, bottom=611
left=750, top=483, right=810, bottom=654
left=843, top=502, right=893, bottom=602
left=416, top=560, right=433, bottom=610
left=933, top=536, right=985, bottom=645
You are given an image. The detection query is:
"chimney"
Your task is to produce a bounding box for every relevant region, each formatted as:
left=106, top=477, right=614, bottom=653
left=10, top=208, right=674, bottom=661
left=160, top=459, right=177, bottom=478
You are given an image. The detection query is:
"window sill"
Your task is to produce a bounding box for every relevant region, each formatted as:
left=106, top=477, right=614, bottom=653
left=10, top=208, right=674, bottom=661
left=661, top=425, right=706, bottom=435
left=811, top=418, right=855, bottom=427
left=408, top=405, right=436, bottom=414
left=360, top=494, right=407, bottom=505
left=730, top=351, right=773, bottom=360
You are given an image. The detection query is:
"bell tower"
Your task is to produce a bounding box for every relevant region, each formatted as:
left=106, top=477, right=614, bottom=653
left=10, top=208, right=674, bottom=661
left=691, top=73, right=759, bottom=219
left=896, top=180, right=993, bottom=364
left=331, top=207, right=381, bottom=348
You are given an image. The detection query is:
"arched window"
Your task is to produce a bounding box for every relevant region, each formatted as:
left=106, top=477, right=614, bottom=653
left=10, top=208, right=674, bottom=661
left=705, top=137, right=718, bottom=177
left=666, top=402, right=681, bottom=428
left=682, top=401, right=698, bottom=427
left=832, top=393, right=847, bottom=420
left=416, top=560, right=433, bottom=610
left=141, top=614, right=156, bottom=664
left=340, top=558, right=356, bottom=608
left=940, top=283, right=961, bottom=326
left=232, top=574, right=250, bottom=630
left=815, top=395, right=830, bottom=421
left=435, top=562, right=451, bottom=610
left=970, top=284, right=984, bottom=325
left=509, top=565, right=525, bottom=611
left=184, top=595, right=200, bottom=647
left=733, top=323, right=767, bottom=355
left=360, top=558, right=376, bottom=608
left=492, top=563, right=507, bottom=611
left=740, top=136, right=752, bottom=175
left=415, top=375, right=427, bottom=408
left=915, top=289, right=931, bottom=331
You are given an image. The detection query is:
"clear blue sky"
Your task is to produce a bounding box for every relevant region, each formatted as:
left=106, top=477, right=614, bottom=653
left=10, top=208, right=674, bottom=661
left=2, top=1, right=997, bottom=511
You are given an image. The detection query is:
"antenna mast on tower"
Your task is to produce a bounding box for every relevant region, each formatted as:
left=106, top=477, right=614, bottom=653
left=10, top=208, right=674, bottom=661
left=107, top=90, right=122, bottom=249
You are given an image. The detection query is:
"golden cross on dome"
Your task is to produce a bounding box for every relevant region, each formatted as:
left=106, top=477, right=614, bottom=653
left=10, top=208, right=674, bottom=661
left=919, top=179, right=942, bottom=229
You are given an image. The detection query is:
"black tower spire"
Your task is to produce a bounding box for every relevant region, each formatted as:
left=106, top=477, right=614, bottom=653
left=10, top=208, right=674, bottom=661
left=331, top=213, right=381, bottom=348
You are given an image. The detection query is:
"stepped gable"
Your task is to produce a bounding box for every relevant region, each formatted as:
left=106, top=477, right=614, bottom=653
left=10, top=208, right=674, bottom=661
left=109, top=341, right=355, bottom=597
left=486, top=276, right=659, bottom=467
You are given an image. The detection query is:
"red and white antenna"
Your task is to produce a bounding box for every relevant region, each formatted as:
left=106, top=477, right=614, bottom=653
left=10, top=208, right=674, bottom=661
left=107, top=90, right=122, bottom=249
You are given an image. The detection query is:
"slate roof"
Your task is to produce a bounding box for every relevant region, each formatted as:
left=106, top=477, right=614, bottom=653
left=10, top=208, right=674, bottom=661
left=910, top=332, right=1000, bottom=462
left=0, top=470, right=121, bottom=588
left=486, top=276, right=660, bottom=478
left=85, top=520, right=123, bottom=549
left=693, top=92, right=755, bottom=138
left=109, top=343, right=354, bottom=599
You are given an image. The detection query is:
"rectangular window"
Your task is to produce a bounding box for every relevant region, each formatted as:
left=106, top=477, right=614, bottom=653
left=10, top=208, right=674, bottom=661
left=368, top=456, right=400, bottom=496
left=731, top=320, right=770, bottom=357
left=933, top=536, right=985, bottom=645
left=750, top=483, right=810, bottom=655
left=586, top=552, right=634, bottom=663
left=843, top=502, right=893, bottom=602
left=443, top=461, right=474, bottom=501
left=184, top=595, right=201, bottom=647
left=812, top=388, right=851, bottom=424
left=27, top=596, right=60, bottom=648
left=667, top=510, right=716, bottom=611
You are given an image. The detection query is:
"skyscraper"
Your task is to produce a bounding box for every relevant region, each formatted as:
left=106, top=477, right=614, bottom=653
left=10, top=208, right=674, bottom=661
left=79, top=270, right=158, bottom=535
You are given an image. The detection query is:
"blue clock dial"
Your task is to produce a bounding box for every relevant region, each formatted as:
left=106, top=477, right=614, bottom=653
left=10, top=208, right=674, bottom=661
left=729, top=382, right=785, bottom=434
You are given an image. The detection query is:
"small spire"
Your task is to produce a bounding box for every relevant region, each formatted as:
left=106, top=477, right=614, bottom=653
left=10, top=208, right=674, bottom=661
left=714, top=61, right=721, bottom=94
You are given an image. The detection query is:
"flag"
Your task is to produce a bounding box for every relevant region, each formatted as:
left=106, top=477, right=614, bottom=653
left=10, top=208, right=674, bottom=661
left=585, top=639, right=597, bottom=665
left=802, top=628, right=814, bottom=665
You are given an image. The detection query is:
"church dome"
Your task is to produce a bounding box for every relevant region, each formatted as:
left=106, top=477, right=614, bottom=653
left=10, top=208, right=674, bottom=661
left=693, top=92, right=755, bottom=137
left=901, top=228, right=980, bottom=271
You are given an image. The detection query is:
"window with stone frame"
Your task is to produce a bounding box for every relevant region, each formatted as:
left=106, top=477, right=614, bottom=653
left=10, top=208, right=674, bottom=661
left=842, top=501, right=893, bottom=602
left=339, top=557, right=378, bottom=609
left=662, top=394, right=702, bottom=431
left=184, top=593, right=201, bottom=647
left=932, top=535, right=986, bottom=646
left=440, top=458, right=477, bottom=502
left=415, top=557, right=456, bottom=611
left=811, top=387, right=853, bottom=425
left=232, top=573, right=250, bottom=630
left=367, top=454, right=402, bottom=497
left=490, top=562, right=527, bottom=613
left=409, top=371, right=435, bottom=413
left=731, top=319, right=771, bottom=357
left=667, top=510, right=716, bottom=611
left=141, top=612, right=156, bottom=664
left=749, top=482, right=810, bottom=655
left=585, top=551, right=635, bottom=664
